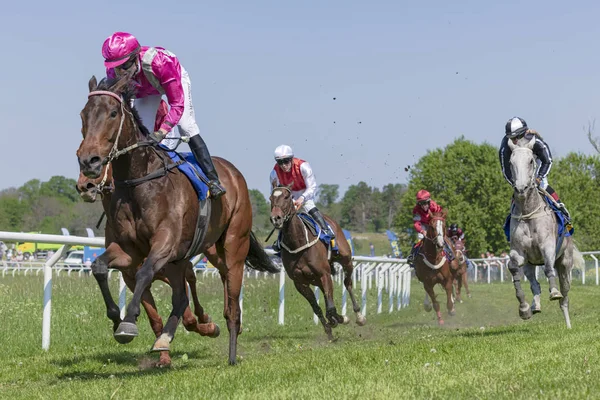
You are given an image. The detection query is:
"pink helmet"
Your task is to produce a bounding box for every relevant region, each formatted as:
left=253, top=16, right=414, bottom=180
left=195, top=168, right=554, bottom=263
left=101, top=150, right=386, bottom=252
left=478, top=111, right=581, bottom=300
left=102, top=32, right=141, bottom=69
left=416, top=189, right=431, bottom=202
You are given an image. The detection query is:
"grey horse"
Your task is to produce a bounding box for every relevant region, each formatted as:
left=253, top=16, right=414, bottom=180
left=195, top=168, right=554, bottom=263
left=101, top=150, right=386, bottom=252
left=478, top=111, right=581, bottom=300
left=506, top=136, right=581, bottom=328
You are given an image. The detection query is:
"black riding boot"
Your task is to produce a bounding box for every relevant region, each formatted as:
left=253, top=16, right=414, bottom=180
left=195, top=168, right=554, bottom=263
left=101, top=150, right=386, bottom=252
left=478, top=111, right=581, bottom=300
left=443, top=241, right=455, bottom=261
left=407, top=243, right=419, bottom=266
left=308, top=208, right=335, bottom=238
left=189, top=135, right=226, bottom=199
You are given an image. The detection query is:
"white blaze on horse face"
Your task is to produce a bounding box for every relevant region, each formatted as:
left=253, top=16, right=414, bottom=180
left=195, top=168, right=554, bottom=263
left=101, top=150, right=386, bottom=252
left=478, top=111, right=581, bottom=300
left=510, top=147, right=536, bottom=194
left=436, top=220, right=444, bottom=248
left=272, top=190, right=283, bottom=197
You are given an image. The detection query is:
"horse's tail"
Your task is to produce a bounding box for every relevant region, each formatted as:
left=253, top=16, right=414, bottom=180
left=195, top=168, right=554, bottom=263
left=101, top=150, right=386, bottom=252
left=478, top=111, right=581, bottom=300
left=573, top=246, right=585, bottom=273
left=245, top=231, right=280, bottom=273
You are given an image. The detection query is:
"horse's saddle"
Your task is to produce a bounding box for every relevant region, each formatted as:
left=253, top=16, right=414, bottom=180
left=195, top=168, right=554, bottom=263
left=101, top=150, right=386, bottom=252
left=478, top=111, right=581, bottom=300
left=276, top=213, right=338, bottom=253
left=503, top=194, right=574, bottom=242
left=164, top=150, right=211, bottom=259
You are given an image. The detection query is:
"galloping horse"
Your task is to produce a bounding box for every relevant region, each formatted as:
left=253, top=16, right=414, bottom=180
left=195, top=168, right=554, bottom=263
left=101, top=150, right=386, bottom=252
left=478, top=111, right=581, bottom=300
left=269, top=185, right=366, bottom=340
left=414, top=210, right=459, bottom=325
left=506, top=136, right=581, bottom=328
left=76, top=165, right=218, bottom=367
left=77, top=74, right=278, bottom=365
left=449, top=236, right=471, bottom=303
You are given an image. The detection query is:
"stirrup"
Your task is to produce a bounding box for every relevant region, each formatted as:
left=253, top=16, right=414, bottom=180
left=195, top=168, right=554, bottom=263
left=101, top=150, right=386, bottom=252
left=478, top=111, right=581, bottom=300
left=208, top=181, right=226, bottom=199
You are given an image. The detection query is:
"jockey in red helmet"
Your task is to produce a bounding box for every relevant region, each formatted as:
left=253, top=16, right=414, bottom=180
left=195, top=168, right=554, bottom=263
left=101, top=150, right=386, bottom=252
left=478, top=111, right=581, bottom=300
left=406, top=190, right=455, bottom=266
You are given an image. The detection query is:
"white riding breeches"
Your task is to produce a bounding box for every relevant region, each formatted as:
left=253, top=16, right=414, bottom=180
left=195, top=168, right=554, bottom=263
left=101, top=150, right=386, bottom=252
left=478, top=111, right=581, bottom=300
left=134, top=66, right=200, bottom=150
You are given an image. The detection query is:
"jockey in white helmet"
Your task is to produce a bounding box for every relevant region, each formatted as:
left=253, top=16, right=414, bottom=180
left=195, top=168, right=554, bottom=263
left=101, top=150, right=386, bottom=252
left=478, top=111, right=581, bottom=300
left=269, top=145, right=335, bottom=241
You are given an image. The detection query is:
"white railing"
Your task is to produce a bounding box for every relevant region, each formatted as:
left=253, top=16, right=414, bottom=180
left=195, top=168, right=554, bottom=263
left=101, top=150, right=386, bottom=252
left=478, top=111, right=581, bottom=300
left=0, top=231, right=411, bottom=349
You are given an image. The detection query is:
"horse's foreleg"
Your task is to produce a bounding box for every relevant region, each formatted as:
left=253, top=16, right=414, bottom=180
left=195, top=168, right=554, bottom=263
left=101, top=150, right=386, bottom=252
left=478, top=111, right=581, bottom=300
left=319, top=272, right=346, bottom=327
left=444, top=279, right=456, bottom=316
left=523, top=264, right=541, bottom=314
left=294, top=280, right=333, bottom=340
left=121, top=272, right=171, bottom=367
left=423, top=283, right=443, bottom=325
left=462, top=268, right=471, bottom=298
left=91, top=243, right=134, bottom=333
left=508, top=251, right=531, bottom=320
left=151, top=261, right=189, bottom=353
left=341, top=258, right=366, bottom=326
left=541, top=247, right=562, bottom=301
left=114, top=238, right=171, bottom=344
left=455, top=272, right=463, bottom=303
left=556, top=254, right=572, bottom=329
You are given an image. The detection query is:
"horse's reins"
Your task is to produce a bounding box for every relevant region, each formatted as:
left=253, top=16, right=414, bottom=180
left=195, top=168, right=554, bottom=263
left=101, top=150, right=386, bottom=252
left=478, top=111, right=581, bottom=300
left=271, top=187, right=321, bottom=254
left=420, top=216, right=447, bottom=270
left=87, top=90, right=185, bottom=188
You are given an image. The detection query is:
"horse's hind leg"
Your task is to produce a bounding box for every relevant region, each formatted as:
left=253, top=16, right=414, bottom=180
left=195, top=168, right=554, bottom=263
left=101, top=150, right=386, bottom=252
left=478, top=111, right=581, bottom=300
left=184, top=263, right=212, bottom=324
left=462, top=268, right=471, bottom=298
left=508, top=250, right=532, bottom=320
left=151, top=261, right=189, bottom=353
left=556, top=253, right=573, bottom=329
left=294, top=281, right=333, bottom=340
left=523, top=264, right=541, bottom=314
left=455, top=273, right=463, bottom=303
left=541, top=247, right=562, bottom=301
left=340, top=256, right=366, bottom=326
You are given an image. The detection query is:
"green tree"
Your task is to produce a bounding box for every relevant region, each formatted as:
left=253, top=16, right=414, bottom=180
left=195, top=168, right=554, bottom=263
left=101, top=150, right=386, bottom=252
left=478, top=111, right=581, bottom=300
left=395, top=137, right=512, bottom=256
left=248, top=189, right=271, bottom=234
left=341, top=182, right=373, bottom=232
left=550, top=153, right=600, bottom=251
left=40, top=176, right=79, bottom=203
left=316, top=184, right=339, bottom=208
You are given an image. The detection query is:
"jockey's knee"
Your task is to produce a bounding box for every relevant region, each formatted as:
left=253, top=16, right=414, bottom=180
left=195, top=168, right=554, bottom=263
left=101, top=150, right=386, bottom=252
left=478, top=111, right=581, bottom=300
left=302, top=199, right=316, bottom=213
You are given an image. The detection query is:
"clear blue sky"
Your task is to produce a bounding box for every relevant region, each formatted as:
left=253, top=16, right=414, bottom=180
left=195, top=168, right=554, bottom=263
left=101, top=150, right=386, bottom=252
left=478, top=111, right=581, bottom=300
left=2, top=0, right=599, bottom=198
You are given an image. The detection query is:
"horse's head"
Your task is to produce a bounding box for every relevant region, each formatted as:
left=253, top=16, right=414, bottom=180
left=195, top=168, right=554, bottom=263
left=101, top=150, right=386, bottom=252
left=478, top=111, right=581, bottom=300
left=77, top=72, right=138, bottom=179
left=508, top=135, right=537, bottom=199
left=269, top=184, right=295, bottom=229
left=75, top=163, right=113, bottom=203
left=426, top=210, right=447, bottom=249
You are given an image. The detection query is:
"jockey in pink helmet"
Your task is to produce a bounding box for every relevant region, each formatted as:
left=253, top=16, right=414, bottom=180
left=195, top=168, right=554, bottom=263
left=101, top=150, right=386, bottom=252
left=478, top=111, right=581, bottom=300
left=101, top=32, right=225, bottom=198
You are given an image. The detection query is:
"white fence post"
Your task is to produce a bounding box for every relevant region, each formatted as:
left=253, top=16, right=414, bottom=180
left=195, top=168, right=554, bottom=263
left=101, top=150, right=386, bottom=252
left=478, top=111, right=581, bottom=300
left=278, top=268, right=285, bottom=325
left=42, top=244, right=71, bottom=351
left=313, top=287, right=320, bottom=324
left=591, top=255, right=599, bottom=286
left=118, top=272, right=127, bottom=319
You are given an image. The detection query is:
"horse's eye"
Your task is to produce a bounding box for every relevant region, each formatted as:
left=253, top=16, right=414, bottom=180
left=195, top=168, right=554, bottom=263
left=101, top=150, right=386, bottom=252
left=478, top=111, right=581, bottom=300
left=530, top=159, right=534, bottom=165
left=110, top=110, right=118, bottom=118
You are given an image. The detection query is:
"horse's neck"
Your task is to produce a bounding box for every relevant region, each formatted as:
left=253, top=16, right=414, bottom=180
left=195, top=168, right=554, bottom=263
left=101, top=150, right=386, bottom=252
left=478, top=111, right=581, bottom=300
left=422, top=238, right=442, bottom=261
left=513, top=189, right=544, bottom=215
left=282, top=215, right=312, bottom=245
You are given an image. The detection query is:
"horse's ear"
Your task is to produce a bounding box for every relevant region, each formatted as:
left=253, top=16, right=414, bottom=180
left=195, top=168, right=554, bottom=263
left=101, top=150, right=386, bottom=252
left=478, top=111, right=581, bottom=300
left=88, top=76, right=98, bottom=92
left=111, top=69, right=136, bottom=95
left=286, top=182, right=294, bottom=191
left=507, top=138, right=516, bottom=151
left=525, top=135, right=536, bottom=150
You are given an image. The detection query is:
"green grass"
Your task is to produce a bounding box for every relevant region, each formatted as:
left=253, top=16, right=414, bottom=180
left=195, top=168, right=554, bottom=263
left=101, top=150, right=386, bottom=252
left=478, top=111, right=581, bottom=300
left=0, top=274, right=599, bottom=399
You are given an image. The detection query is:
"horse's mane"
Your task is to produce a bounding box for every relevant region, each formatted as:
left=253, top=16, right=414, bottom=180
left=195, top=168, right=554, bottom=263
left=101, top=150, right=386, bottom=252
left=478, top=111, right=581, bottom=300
left=97, top=77, right=150, bottom=137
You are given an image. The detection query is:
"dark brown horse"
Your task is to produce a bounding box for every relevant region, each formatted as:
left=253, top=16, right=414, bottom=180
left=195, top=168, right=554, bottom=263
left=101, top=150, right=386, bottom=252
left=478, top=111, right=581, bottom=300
left=76, top=164, right=218, bottom=367
left=449, top=236, right=471, bottom=303
left=414, top=210, right=459, bottom=325
left=269, top=185, right=365, bottom=340
left=76, top=74, right=279, bottom=365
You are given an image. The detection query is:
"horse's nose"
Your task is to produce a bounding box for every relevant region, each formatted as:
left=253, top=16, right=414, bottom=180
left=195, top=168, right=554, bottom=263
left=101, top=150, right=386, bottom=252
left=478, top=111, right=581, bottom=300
left=271, top=215, right=282, bottom=224
left=79, top=155, right=103, bottom=177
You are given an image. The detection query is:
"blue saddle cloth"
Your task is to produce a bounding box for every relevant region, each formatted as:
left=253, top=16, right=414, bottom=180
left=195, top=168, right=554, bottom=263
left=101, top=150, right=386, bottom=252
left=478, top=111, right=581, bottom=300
left=164, top=150, right=209, bottom=201
left=277, top=213, right=338, bottom=252
left=503, top=195, right=573, bottom=242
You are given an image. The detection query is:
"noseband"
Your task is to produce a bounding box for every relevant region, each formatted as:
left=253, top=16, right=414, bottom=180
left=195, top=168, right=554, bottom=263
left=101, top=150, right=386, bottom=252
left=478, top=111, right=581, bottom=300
left=271, top=186, right=296, bottom=223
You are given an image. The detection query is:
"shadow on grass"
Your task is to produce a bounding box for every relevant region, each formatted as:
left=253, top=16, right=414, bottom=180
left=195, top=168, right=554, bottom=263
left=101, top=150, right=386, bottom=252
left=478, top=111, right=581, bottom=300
left=50, top=348, right=213, bottom=368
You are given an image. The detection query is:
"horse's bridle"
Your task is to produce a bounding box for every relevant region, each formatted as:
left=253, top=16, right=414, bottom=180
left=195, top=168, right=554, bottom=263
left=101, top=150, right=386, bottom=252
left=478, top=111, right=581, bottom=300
left=423, top=216, right=445, bottom=247
left=271, top=186, right=297, bottom=224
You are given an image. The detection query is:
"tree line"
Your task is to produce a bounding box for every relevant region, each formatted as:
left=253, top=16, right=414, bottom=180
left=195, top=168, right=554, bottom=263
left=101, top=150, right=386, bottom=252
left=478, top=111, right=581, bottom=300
left=1, top=137, right=599, bottom=256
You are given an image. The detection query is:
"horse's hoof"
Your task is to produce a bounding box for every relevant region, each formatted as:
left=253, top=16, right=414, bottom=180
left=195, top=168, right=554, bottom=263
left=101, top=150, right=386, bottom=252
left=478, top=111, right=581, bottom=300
left=449, top=309, right=456, bottom=316
left=532, top=308, right=541, bottom=314
left=329, top=320, right=339, bottom=329
left=151, top=333, right=172, bottom=352
left=519, top=305, right=533, bottom=320
left=468, top=294, right=472, bottom=299
left=113, top=322, right=138, bottom=344
left=210, top=324, right=220, bottom=338
left=549, top=288, right=563, bottom=301
left=438, top=319, right=445, bottom=326
left=342, top=315, right=350, bottom=325
left=424, top=304, right=433, bottom=312
left=356, top=313, right=367, bottom=326
left=200, top=314, right=212, bottom=324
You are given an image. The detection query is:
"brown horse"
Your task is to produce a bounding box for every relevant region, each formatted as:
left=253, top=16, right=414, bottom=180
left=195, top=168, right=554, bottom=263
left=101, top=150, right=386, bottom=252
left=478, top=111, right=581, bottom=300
left=449, top=236, right=471, bottom=303
left=76, top=164, right=218, bottom=367
left=269, top=185, right=366, bottom=340
left=76, top=74, right=279, bottom=365
left=414, top=210, right=459, bottom=325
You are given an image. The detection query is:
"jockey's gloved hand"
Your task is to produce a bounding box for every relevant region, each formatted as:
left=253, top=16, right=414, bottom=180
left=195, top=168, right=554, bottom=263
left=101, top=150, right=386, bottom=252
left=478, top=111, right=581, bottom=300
left=535, top=177, right=542, bottom=186
left=149, top=130, right=166, bottom=143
